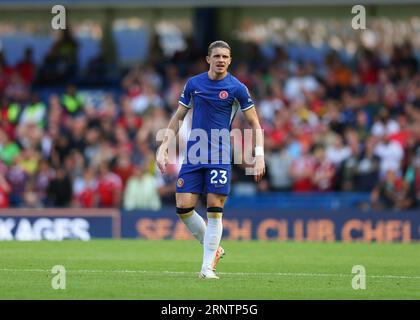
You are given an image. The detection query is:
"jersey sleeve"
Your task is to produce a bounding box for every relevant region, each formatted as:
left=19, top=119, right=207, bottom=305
left=178, top=79, right=194, bottom=109
left=235, top=83, right=254, bottom=111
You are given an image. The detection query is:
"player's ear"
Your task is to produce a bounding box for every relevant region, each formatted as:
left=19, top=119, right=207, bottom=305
left=206, top=56, right=210, bottom=64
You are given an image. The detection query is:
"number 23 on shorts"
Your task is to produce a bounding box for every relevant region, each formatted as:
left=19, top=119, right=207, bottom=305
left=209, top=169, right=228, bottom=185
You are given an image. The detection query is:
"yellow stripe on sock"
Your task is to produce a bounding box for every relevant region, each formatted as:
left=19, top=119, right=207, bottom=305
left=207, top=212, right=223, bottom=219
left=177, top=210, right=195, bottom=220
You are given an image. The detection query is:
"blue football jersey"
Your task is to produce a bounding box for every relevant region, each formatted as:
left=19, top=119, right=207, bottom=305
left=179, top=72, right=254, bottom=165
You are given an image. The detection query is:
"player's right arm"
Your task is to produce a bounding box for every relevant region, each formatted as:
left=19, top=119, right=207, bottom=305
left=156, top=104, right=189, bottom=174
left=157, top=78, right=193, bottom=174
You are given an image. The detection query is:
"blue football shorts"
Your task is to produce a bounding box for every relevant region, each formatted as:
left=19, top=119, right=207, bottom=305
left=175, top=164, right=231, bottom=195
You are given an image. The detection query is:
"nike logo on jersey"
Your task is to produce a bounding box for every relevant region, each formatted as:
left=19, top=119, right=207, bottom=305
left=194, top=90, right=202, bottom=94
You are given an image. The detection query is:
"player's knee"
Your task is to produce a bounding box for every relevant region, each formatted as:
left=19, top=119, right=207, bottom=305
left=176, top=207, right=195, bottom=216
left=207, top=206, right=223, bottom=218
left=207, top=195, right=227, bottom=208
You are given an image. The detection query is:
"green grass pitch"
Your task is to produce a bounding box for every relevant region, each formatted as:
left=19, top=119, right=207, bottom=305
left=1, top=240, right=419, bottom=299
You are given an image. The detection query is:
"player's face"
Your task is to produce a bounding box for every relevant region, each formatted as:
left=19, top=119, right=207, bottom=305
left=206, top=47, right=231, bottom=76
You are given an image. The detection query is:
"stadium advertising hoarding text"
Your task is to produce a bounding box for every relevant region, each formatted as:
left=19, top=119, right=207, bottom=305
left=0, top=208, right=419, bottom=242
left=121, top=209, right=420, bottom=243
left=0, top=209, right=120, bottom=240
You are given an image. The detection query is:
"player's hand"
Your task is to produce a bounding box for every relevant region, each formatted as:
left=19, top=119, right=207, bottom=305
left=156, top=146, right=168, bottom=174
left=254, top=155, right=265, bottom=182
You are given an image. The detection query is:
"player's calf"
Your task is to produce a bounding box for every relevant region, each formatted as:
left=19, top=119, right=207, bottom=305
left=201, top=207, right=224, bottom=275
left=176, top=207, right=206, bottom=244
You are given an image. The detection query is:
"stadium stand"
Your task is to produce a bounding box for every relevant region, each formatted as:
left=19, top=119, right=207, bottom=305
left=0, top=12, right=419, bottom=211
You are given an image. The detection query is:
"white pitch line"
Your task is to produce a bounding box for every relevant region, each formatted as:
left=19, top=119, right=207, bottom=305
left=1, top=268, right=420, bottom=280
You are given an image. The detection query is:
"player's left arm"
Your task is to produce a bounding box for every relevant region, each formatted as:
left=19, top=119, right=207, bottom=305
left=243, top=106, right=266, bottom=182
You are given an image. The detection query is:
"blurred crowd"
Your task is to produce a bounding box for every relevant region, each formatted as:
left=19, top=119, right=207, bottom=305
left=0, top=30, right=419, bottom=210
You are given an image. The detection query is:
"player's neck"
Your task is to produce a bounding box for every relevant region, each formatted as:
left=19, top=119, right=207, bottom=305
left=208, top=70, right=228, bottom=81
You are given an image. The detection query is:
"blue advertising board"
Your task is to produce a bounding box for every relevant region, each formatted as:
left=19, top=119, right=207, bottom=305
left=0, top=209, right=119, bottom=240
left=1, top=208, right=418, bottom=242
left=121, top=208, right=420, bottom=243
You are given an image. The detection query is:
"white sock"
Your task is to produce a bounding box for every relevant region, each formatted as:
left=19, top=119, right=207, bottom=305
left=201, top=212, right=223, bottom=272
left=177, top=210, right=206, bottom=244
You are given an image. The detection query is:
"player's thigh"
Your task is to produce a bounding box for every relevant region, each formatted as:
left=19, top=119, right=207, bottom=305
left=176, top=165, right=205, bottom=207
left=207, top=193, right=228, bottom=208
left=176, top=192, right=200, bottom=208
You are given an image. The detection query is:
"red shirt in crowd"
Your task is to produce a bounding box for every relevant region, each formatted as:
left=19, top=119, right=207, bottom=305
left=290, top=156, right=317, bottom=192
left=97, top=172, right=122, bottom=207
left=113, top=165, right=135, bottom=189
left=0, top=188, right=9, bottom=208
left=313, top=161, right=336, bottom=191
left=16, top=61, right=35, bottom=85
left=78, top=187, right=96, bottom=208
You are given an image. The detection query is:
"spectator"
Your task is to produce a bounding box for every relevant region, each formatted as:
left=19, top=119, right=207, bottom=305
left=371, top=109, right=400, bottom=137
left=0, top=97, right=22, bottom=138
left=46, top=168, right=72, bottom=207
left=89, top=137, right=115, bottom=168
left=131, top=82, right=163, bottom=115
left=0, top=173, right=11, bottom=208
left=312, top=146, right=336, bottom=191
left=259, top=85, right=285, bottom=123
left=324, top=101, right=346, bottom=136
left=266, top=145, right=293, bottom=191
left=340, top=142, right=361, bottom=191
left=403, top=148, right=420, bottom=207
left=370, top=169, right=413, bottom=210
left=353, top=109, right=370, bottom=143
left=123, top=164, right=161, bottom=211
left=266, top=108, right=290, bottom=150
left=289, top=142, right=317, bottom=192
left=73, top=166, right=98, bottom=208
left=16, top=47, right=36, bottom=85
left=0, top=128, right=21, bottom=166
left=23, top=178, right=42, bottom=208
left=38, top=28, right=78, bottom=84
left=117, top=95, right=142, bottom=141
left=325, top=134, right=351, bottom=167
left=68, top=116, right=88, bottom=153
left=6, top=158, right=27, bottom=207
left=35, top=159, right=54, bottom=206
left=113, top=125, right=133, bottom=155
left=0, top=52, right=13, bottom=94
left=16, top=148, right=40, bottom=177
left=96, top=161, right=122, bottom=208
left=62, top=85, right=84, bottom=116
left=113, top=153, right=135, bottom=189
left=19, top=93, right=47, bottom=128
left=50, top=134, right=71, bottom=169
left=83, top=127, right=101, bottom=166
left=284, top=63, right=320, bottom=102
left=137, top=107, right=169, bottom=149
left=4, top=71, right=29, bottom=102
left=374, top=134, right=404, bottom=178
left=354, top=138, right=381, bottom=191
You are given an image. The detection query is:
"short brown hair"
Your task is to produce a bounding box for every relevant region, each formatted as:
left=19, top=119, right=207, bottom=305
left=208, top=40, right=231, bottom=56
